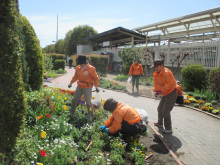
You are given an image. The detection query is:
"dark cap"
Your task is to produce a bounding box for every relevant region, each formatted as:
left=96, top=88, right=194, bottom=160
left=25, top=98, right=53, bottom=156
left=77, top=55, right=88, bottom=65
left=150, top=59, right=164, bottom=68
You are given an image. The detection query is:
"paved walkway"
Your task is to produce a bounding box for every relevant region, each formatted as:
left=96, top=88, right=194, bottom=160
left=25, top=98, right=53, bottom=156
left=44, top=66, right=220, bottom=165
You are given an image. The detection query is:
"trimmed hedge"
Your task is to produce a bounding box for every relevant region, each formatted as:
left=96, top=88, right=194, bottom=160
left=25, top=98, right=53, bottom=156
left=43, top=53, right=64, bottom=63
left=53, top=59, right=65, bottom=70
left=21, top=15, right=44, bottom=91
left=88, top=55, right=109, bottom=76
left=209, top=66, right=220, bottom=98
left=181, top=64, right=207, bottom=91
left=0, top=0, right=26, bottom=153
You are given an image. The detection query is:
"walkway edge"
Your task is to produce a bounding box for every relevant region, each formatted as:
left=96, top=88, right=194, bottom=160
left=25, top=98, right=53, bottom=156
left=148, top=122, right=185, bottom=165
left=183, top=105, right=220, bottom=120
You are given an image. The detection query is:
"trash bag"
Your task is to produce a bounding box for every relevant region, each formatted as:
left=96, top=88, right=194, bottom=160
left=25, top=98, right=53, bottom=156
left=135, top=108, right=148, bottom=122
left=92, top=92, right=101, bottom=109
left=127, top=76, right=131, bottom=83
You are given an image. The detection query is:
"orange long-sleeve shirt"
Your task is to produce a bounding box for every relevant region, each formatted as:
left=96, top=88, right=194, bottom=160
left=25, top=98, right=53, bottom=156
left=104, top=102, right=141, bottom=134
left=70, top=64, right=99, bottom=88
left=177, top=84, right=183, bottom=96
left=129, top=63, right=144, bottom=76
left=153, top=67, right=177, bottom=96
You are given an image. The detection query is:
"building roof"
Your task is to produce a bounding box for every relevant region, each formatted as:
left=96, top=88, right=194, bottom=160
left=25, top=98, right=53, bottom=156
left=133, top=7, right=220, bottom=43
left=86, top=26, right=146, bottom=47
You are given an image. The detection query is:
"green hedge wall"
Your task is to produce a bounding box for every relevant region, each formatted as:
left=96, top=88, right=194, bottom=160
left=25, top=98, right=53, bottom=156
left=87, top=56, right=109, bottom=76
left=53, top=59, right=65, bottom=70
left=0, top=0, right=26, bottom=153
left=43, top=53, right=65, bottom=64
left=21, top=15, right=44, bottom=91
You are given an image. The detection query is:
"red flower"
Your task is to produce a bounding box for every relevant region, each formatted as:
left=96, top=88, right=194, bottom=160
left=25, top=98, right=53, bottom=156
left=53, top=106, right=55, bottom=109
left=46, top=114, right=51, bottom=118
left=39, top=150, right=49, bottom=157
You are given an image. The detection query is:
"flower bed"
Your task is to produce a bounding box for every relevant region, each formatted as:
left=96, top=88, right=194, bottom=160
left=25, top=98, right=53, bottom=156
left=2, top=86, right=150, bottom=165
left=183, top=95, right=220, bottom=116
left=99, top=78, right=127, bottom=92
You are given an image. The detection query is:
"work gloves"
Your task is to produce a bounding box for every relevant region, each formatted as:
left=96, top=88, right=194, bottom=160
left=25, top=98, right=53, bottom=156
left=68, top=83, right=72, bottom=88
left=99, top=125, right=106, bottom=131
left=96, top=87, right=100, bottom=93
left=105, top=128, right=109, bottom=134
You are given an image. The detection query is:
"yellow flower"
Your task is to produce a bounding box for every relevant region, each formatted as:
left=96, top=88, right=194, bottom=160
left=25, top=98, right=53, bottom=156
left=41, top=131, right=46, bottom=138
left=53, top=93, right=55, bottom=96
left=42, top=94, right=44, bottom=97
left=63, top=105, right=67, bottom=110
left=64, top=97, right=67, bottom=101
left=38, top=163, right=43, bottom=165
left=89, top=107, right=92, bottom=111
left=58, top=96, right=60, bottom=99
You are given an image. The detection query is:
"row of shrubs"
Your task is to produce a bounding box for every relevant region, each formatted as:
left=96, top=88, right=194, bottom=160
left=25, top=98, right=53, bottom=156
left=181, top=65, right=220, bottom=99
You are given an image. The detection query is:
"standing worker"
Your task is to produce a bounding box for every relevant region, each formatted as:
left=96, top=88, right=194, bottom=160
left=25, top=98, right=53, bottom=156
left=151, top=59, right=177, bottom=134
left=68, top=55, right=99, bottom=120
left=69, top=58, right=73, bottom=69
left=129, top=59, right=144, bottom=93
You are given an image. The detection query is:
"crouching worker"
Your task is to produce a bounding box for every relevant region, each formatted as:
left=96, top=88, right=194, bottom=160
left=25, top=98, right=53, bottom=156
left=99, top=98, right=147, bottom=136
left=176, top=81, right=184, bottom=105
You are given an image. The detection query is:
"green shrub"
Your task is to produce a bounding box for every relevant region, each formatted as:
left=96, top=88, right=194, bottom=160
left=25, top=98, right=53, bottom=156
left=44, top=55, right=53, bottom=71
left=43, top=53, right=64, bottom=63
left=0, top=0, right=26, bottom=152
left=118, top=47, right=142, bottom=75
left=181, top=64, right=207, bottom=91
left=57, top=68, right=65, bottom=74
left=88, top=56, right=109, bottom=76
left=211, top=100, right=217, bottom=105
left=193, top=94, right=201, bottom=100
left=187, top=92, right=194, bottom=96
left=209, top=66, right=220, bottom=99
left=53, top=59, right=65, bottom=70
left=21, top=15, right=44, bottom=91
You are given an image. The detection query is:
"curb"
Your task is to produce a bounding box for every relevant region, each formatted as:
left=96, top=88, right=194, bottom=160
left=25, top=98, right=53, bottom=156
left=148, top=122, right=185, bottom=165
left=183, top=105, right=220, bottom=120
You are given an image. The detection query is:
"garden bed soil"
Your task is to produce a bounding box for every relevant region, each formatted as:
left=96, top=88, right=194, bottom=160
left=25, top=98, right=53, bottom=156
left=124, top=124, right=177, bottom=165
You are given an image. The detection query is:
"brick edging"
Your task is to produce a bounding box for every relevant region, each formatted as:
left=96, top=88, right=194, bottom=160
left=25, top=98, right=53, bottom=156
left=148, top=122, right=185, bottom=165
left=183, top=105, right=220, bottom=120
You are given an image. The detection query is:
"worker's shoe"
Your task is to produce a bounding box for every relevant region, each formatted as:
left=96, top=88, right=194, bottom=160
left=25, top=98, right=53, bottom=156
left=162, top=129, right=173, bottom=134
left=154, top=122, right=163, bottom=128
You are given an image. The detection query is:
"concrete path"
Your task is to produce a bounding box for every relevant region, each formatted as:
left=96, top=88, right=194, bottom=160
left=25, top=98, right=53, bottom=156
left=44, top=66, right=220, bottom=165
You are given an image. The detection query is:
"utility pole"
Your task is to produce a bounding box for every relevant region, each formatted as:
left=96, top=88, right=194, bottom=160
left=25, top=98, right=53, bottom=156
left=56, top=14, right=58, bottom=43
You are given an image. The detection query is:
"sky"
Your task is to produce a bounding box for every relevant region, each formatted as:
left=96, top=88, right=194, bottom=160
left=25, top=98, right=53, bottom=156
left=19, top=0, right=220, bottom=48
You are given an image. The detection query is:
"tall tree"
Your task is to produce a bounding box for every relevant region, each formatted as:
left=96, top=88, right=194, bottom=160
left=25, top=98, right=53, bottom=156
left=21, top=15, right=44, bottom=91
left=55, top=39, right=64, bottom=54
left=0, top=0, right=26, bottom=153
left=64, top=30, right=73, bottom=55
left=67, top=25, right=98, bottom=55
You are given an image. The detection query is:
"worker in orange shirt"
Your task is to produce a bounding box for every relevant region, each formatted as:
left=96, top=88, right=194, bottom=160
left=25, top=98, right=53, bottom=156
left=151, top=59, right=177, bottom=134
left=129, top=59, right=144, bottom=93
left=99, top=98, right=147, bottom=136
left=68, top=55, right=99, bottom=120
left=176, top=81, right=184, bottom=105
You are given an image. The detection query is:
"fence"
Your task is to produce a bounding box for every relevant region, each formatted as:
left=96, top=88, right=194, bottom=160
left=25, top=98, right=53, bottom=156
left=153, top=41, right=220, bottom=69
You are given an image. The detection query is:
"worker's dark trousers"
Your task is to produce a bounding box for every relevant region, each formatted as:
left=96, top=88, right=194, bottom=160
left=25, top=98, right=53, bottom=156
left=157, top=90, right=177, bottom=130
left=120, top=120, right=140, bottom=136
left=132, top=75, right=140, bottom=90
